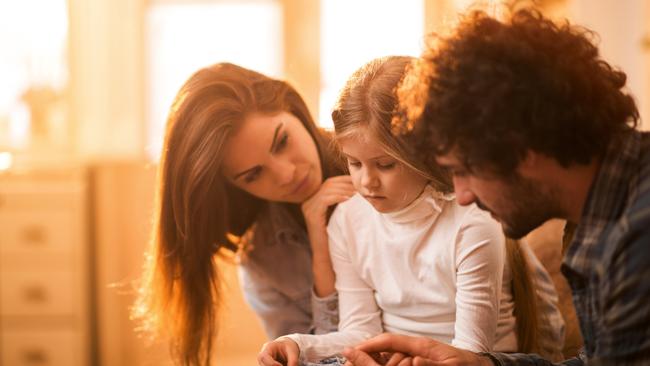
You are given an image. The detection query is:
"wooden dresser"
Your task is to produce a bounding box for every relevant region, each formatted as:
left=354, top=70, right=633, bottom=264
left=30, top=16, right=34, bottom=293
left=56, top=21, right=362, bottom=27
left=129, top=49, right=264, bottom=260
left=0, top=167, right=90, bottom=366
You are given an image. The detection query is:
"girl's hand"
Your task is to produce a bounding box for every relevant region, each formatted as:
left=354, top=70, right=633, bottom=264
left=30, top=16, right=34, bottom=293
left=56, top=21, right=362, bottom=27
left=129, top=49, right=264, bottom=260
left=258, top=338, right=300, bottom=366
left=301, top=175, right=355, bottom=233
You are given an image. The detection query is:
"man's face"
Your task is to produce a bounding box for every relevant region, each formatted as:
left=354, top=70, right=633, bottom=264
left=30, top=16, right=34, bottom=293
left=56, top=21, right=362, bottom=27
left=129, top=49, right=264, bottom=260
left=435, top=151, right=560, bottom=239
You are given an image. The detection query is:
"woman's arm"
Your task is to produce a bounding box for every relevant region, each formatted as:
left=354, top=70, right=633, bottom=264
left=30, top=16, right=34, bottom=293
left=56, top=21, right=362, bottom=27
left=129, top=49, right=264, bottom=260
left=301, top=175, right=355, bottom=297
left=239, top=265, right=312, bottom=339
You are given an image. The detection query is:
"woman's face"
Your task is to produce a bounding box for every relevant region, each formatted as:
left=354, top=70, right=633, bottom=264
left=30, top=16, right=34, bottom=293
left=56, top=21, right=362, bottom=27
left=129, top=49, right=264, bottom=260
left=222, top=111, right=323, bottom=203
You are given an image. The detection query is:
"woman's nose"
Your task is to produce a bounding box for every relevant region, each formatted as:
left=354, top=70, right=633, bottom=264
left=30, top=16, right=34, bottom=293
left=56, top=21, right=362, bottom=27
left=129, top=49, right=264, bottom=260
left=269, top=157, right=296, bottom=186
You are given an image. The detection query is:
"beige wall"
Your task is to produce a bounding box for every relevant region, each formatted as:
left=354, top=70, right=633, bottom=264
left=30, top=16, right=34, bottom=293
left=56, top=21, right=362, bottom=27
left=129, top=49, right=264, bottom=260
left=68, top=0, right=146, bottom=160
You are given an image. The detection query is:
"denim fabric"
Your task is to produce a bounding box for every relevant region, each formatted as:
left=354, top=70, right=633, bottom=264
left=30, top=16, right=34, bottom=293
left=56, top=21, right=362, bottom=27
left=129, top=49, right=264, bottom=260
left=238, top=202, right=340, bottom=339
left=302, top=356, right=347, bottom=366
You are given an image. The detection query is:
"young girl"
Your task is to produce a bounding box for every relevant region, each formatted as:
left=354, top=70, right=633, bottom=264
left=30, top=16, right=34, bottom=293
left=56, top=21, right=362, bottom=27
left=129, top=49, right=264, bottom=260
left=258, top=57, right=564, bottom=366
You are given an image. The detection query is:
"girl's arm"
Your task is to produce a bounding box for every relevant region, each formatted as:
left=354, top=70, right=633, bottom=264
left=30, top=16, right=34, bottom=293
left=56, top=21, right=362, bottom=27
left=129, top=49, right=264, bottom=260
left=452, top=207, right=507, bottom=352
left=259, top=207, right=383, bottom=364
left=520, top=242, right=566, bottom=361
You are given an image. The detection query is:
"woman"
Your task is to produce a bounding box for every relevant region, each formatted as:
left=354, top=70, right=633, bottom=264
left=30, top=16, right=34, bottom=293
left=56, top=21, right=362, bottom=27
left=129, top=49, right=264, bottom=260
left=133, top=63, right=354, bottom=366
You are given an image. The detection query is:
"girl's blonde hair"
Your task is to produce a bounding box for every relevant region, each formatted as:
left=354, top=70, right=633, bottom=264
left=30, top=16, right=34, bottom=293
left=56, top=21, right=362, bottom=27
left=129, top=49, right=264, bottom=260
left=332, top=56, right=452, bottom=193
left=332, top=56, right=543, bottom=355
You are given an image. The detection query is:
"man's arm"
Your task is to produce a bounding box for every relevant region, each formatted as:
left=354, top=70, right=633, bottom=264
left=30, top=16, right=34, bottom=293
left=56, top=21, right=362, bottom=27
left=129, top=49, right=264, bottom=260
left=342, top=334, right=585, bottom=366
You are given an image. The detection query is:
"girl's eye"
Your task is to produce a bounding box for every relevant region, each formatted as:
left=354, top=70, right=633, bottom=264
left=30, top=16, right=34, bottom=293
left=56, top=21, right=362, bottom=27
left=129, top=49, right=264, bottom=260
left=275, top=133, right=289, bottom=152
left=244, top=167, right=262, bottom=183
left=377, top=162, right=396, bottom=170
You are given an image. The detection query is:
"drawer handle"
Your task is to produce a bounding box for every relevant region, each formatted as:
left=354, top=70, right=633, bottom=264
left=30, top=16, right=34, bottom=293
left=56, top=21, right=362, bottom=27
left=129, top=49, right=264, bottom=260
left=22, top=285, right=48, bottom=303
left=22, top=348, right=49, bottom=364
left=20, top=225, right=47, bottom=245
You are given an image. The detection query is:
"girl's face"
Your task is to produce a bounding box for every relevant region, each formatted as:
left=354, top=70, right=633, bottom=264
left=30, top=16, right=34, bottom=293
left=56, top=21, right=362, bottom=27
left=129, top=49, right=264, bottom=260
left=339, top=133, right=428, bottom=213
left=222, top=111, right=322, bottom=203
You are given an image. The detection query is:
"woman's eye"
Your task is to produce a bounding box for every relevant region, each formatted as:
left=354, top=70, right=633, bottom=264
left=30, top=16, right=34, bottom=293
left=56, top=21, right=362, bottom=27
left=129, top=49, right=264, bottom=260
left=450, top=169, right=468, bottom=177
left=275, top=133, right=289, bottom=152
left=377, top=162, right=396, bottom=170
left=244, top=167, right=262, bottom=183
left=347, top=160, right=361, bottom=168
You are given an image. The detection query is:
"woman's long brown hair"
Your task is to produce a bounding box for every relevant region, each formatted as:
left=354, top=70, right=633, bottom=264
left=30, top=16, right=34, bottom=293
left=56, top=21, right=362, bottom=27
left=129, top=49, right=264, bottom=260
left=333, top=56, right=541, bottom=353
left=132, top=63, right=336, bottom=366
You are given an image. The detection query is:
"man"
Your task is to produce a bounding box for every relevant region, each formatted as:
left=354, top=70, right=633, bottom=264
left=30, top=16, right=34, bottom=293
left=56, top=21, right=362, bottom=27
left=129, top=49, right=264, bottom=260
left=343, top=8, right=650, bottom=366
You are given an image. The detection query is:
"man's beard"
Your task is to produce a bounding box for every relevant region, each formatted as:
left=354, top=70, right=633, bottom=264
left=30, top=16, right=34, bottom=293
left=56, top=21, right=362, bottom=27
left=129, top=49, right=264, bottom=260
left=480, top=175, right=561, bottom=239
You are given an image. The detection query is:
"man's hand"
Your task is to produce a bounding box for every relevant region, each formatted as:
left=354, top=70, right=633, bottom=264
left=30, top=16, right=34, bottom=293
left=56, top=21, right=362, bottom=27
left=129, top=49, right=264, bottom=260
left=342, top=334, right=494, bottom=366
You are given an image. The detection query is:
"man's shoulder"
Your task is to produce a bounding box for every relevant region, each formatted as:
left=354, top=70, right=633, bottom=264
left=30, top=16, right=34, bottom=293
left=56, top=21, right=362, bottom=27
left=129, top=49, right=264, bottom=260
left=627, top=131, right=650, bottom=227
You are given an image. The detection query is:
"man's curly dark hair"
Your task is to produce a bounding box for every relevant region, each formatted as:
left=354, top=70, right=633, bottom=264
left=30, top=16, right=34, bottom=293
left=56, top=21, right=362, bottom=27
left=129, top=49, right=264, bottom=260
left=396, top=8, right=639, bottom=176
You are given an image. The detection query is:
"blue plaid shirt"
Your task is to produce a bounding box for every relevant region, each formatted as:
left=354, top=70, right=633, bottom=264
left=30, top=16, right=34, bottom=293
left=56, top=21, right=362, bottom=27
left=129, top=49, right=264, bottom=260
left=486, top=130, right=650, bottom=365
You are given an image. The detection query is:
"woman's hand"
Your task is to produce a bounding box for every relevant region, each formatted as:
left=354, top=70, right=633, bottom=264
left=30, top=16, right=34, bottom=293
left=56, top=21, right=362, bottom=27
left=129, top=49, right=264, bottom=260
left=302, top=175, right=355, bottom=233
left=301, top=175, right=355, bottom=297
left=258, top=338, right=301, bottom=366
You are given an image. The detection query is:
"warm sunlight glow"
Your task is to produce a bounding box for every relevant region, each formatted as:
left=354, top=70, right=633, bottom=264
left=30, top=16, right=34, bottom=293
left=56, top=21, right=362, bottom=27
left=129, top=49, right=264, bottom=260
left=319, top=0, right=424, bottom=129
left=146, top=1, right=282, bottom=160
left=0, top=152, right=13, bottom=171
left=0, top=0, right=68, bottom=149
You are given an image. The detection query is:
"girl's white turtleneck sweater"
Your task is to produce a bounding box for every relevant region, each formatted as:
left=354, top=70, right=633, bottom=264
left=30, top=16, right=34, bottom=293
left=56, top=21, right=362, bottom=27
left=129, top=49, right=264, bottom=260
left=284, top=185, right=517, bottom=362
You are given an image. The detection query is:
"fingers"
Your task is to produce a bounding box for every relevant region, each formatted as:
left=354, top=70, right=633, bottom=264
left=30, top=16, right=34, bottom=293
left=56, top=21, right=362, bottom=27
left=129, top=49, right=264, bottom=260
left=342, top=347, right=381, bottom=366
left=258, top=340, right=298, bottom=366
left=320, top=192, right=355, bottom=206
left=355, top=333, right=440, bottom=358
left=324, top=175, right=353, bottom=184
left=303, top=178, right=355, bottom=212
left=321, top=177, right=355, bottom=194
left=287, top=347, right=299, bottom=366
left=413, top=356, right=437, bottom=366
left=397, top=357, right=414, bottom=366
left=257, top=352, right=282, bottom=366
left=386, top=352, right=406, bottom=366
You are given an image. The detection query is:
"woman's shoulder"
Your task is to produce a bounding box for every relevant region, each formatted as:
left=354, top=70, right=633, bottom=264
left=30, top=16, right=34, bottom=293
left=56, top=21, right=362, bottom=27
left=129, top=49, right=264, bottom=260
left=248, top=203, right=307, bottom=248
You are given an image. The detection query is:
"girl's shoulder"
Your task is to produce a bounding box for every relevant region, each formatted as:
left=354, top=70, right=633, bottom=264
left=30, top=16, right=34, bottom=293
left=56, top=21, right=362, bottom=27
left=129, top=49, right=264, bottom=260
left=437, top=200, right=502, bottom=241
left=329, top=193, right=376, bottom=227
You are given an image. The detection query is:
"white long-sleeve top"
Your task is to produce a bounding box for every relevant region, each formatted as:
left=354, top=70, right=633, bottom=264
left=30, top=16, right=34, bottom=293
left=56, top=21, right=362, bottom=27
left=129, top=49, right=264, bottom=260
left=284, top=186, right=517, bottom=362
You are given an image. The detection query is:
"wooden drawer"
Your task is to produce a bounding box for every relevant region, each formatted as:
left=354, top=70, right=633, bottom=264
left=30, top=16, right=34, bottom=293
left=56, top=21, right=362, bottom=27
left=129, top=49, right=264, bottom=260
left=0, top=270, right=78, bottom=317
left=0, top=209, right=80, bottom=259
left=1, top=328, right=81, bottom=366
left=0, top=189, right=82, bottom=211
